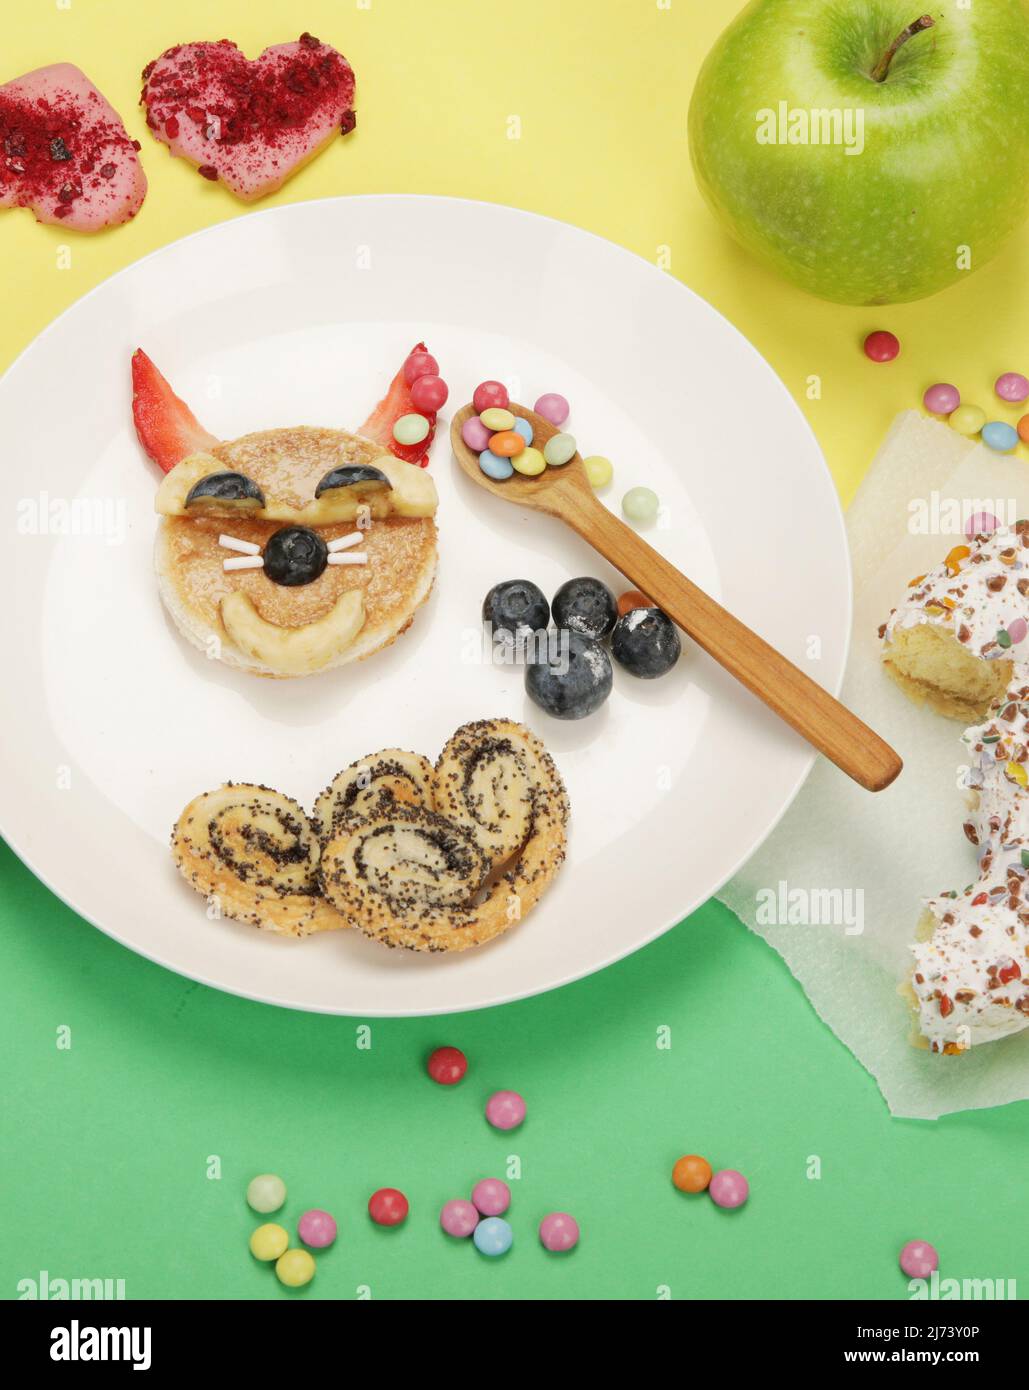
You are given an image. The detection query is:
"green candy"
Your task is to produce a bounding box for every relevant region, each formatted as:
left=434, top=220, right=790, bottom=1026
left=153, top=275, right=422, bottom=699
left=543, top=432, right=577, bottom=467
left=622, top=486, right=660, bottom=524
left=393, top=413, right=430, bottom=446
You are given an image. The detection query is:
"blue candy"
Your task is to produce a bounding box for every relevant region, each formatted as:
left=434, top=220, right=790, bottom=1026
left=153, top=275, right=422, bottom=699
left=513, top=416, right=534, bottom=446
left=473, top=1216, right=513, bottom=1256
left=982, top=421, right=1018, bottom=452
left=479, top=449, right=514, bottom=480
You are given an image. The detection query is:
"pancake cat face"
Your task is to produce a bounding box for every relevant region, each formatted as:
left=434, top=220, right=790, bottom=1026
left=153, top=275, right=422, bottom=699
left=154, top=425, right=439, bottom=677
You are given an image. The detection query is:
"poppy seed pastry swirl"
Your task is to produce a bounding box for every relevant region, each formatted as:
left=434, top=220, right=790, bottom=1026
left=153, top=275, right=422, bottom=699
left=312, top=748, right=435, bottom=843
left=321, top=720, right=570, bottom=952
left=433, top=718, right=570, bottom=871
left=171, top=784, right=348, bottom=937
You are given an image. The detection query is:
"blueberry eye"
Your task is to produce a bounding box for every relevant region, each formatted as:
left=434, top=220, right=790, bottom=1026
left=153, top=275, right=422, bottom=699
left=314, top=464, right=392, bottom=499
left=263, top=526, right=328, bottom=587
left=185, top=471, right=265, bottom=513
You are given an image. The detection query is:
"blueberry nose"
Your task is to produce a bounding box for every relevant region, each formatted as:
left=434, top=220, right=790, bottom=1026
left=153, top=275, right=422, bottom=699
left=262, top=526, right=328, bottom=587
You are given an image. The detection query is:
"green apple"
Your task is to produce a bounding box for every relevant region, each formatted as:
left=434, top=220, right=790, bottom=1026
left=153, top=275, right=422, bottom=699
left=688, top=1, right=1029, bottom=304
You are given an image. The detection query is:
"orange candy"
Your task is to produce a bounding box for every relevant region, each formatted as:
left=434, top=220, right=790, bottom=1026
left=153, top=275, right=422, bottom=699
left=489, top=430, right=525, bottom=458
left=672, top=1154, right=712, bottom=1194
left=1019, top=415, right=1029, bottom=444
left=617, top=589, right=654, bottom=616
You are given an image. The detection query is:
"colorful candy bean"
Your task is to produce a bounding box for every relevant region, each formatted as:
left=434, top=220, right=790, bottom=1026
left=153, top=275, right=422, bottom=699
left=480, top=407, right=515, bottom=432
left=995, top=372, right=1029, bottom=404
left=479, top=450, right=514, bottom=481
left=543, top=432, right=576, bottom=467
left=513, top=417, right=534, bottom=445
left=672, top=1154, right=712, bottom=1194
left=403, top=351, right=438, bottom=385
left=708, top=1169, right=749, bottom=1209
left=440, top=1199, right=479, bottom=1237
left=473, top=380, right=509, bottom=413
left=584, top=455, right=613, bottom=489
left=275, top=1248, right=316, bottom=1287
left=393, top=413, right=430, bottom=446
left=485, top=1090, right=526, bottom=1130
left=471, top=1178, right=511, bottom=1216
left=982, top=421, right=1018, bottom=452
left=863, top=330, right=900, bottom=362
left=249, top=1223, right=289, bottom=1261
left=539, top=1212, right=579, bottom=1252
left=534, top=393, right=570, bottom=427
left=410, top=374, right=449, bottom=413
left=473, top=1216, right=513, bottom=1256
left=622, top=487, right=659, bottom=524
left=923, top=383, right=960, bottom=415
left=427, top=1046, right=467, bottom=1085
left=512, top=447, right=546, bottom=476
left=298, top=1209, right=337, bottom=1249
left=489, top=430, right=526, bottom=457
left=368, top=1188, right=409, bottom=1227
left=949, top=404, right=986, bottom=437
left=461, top=415, right=492, bottom=452
left=247, top=1173, right=286, bottom=1214
left=899, top=1240, right=939, bottom=1278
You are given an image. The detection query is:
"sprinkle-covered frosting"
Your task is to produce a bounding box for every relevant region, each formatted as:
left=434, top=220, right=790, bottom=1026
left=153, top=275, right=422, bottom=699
left=884, top=525, right=1029, bottom=1051
left=880, top=522, right=1029, bottom=660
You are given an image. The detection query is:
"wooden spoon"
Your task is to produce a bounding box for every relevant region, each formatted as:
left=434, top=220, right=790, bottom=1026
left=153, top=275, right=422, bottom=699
left=451, top=402, right=902, bottom=793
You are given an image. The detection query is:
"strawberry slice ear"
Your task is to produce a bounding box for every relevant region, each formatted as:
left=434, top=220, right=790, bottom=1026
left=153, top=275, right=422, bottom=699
left=132, top=348, right=220, bottom=475
left=359, top=342, right=438, bottom=467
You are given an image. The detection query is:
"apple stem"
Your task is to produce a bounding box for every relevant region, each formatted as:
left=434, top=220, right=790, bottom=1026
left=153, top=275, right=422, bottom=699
left=871, top=14, right=935, bottom=82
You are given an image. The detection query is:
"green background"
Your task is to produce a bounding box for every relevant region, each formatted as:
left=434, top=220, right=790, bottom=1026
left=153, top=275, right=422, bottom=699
left=3, top=0, right=1028, bottom=1301
left=3, top=839, right=1026, bottom=1300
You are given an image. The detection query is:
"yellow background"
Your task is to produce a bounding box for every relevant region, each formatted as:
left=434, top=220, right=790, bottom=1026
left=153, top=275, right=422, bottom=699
left=4, top=0, right=1028, bottom=506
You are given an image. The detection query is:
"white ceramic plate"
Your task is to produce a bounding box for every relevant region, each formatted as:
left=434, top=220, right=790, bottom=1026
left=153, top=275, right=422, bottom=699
left=0, top=196, right=850, bottom=1015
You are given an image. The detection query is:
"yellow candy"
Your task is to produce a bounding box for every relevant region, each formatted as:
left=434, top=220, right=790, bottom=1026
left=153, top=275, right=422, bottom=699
left=512, top=447, right=546, bottom=476
left=584, top=455, right=613, bottom=490
left=276, top=1248, right=316, bottom=1287
left=949, top=404, right=986, bottom=437
left=480, top=407, right=515, bottom=432
left=249, top=1223, right=289, bottom=1262
left=1005, top=761, right=1028, bottom=788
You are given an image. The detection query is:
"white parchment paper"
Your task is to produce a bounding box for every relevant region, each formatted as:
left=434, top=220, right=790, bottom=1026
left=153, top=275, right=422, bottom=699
left=720, top=411, right=1029, bottom=1118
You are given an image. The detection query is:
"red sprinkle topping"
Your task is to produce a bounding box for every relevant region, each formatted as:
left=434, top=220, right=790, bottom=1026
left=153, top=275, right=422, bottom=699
left=141, top=37, right=356, bottom=156
left=0, top=83, right=138, bottom=212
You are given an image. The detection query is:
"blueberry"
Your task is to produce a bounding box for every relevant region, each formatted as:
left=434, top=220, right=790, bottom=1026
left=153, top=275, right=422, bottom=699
left=482, top=579, right=550, bottom=642
left=525, top=630, right=612, bottom=720
left=263, top=526, right=329, bottom=587
left=610, top=607, right=681, bottom=678
left=551, top=576, right=617, bottom=639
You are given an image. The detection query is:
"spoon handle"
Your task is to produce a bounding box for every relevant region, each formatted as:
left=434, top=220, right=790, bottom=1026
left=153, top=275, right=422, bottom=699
left=558, top=489, right=901, bottom=792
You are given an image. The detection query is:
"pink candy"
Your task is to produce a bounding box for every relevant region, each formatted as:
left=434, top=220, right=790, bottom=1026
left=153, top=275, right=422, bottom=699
left=485, top=1090, right=526, bottom=1131
left=297, top=1208, right=337, bottom=1248
left=440, top=1198, right=480, bottom=1238
left=995, top=372, right=1029, bottom=404
left=708, top=1169, right=749, bottom=1209
left=534, top=392, right=569, bottom=427
left=539, top=1212, right=579, bottom=1252
left=965, top=510, right=1000, bottom=540
left=472, top=1178, right=510, bottom=1216
left=461, top=415, right=492, bottom=452
left=899, top=1239, right=939, bottom=1279
left=923, top=382, right=960, bottom=415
